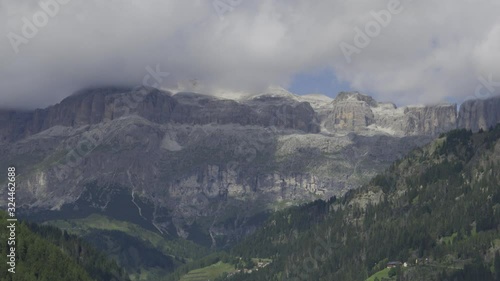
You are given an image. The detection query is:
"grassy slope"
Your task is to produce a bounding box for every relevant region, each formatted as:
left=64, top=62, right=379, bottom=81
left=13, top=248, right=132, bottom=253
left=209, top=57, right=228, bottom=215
left=45, top=213, right=208, bottom=260
left=365, top=268, right=393, bottom=281
left=45, top=214, right=212, bottom=281
left=179, top=261, right=235, bottom=281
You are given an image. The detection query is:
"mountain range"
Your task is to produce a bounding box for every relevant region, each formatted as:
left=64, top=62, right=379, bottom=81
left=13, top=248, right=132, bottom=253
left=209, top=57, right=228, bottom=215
left=1, top=87, right=499, bottom=244
left=1, top=87, right=500, bottom=279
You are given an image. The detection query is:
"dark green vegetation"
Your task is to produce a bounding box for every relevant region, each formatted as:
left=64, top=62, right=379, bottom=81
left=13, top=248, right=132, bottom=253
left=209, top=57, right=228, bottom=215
left=0, top=212, right=129, bottom=281
left=212, top=125, right=500, bottom=280
left=44, top=214, right=211, bottom=281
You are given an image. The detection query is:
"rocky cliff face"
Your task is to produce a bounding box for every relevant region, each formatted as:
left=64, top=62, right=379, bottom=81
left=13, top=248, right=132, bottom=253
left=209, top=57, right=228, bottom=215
left=458, top=96, right=500, bottom=132
left=323, top=92, right=376, bottom=131
left=0, top=87, right=319, bottom=143
left=402, top=104, right=458, bottom=136
left=1, top=87, right=500, bottom=247
left=0, top=87, right=175, bottom=142
left=317, top=91, right=458, bottom=136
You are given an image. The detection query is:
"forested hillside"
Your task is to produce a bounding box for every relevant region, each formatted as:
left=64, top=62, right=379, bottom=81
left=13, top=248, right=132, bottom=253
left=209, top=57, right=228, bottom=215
left=224, top=125, right=500, bottom=281
left=0, top=212, right=129, bottom=281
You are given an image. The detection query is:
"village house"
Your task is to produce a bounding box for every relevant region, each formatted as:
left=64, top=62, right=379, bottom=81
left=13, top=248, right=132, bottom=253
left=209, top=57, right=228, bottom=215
left=386, top=261, right=402, bottom=268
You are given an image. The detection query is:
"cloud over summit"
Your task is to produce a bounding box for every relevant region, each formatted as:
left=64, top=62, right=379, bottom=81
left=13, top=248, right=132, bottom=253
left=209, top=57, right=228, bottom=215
left=1, top=0, right=499, bottom=109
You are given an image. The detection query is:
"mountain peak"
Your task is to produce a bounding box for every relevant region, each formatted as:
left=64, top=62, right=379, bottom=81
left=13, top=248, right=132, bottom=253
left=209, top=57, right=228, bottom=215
left=247, top=86, right=299, bottom=101
left=333, top=91, right=378, bottom=107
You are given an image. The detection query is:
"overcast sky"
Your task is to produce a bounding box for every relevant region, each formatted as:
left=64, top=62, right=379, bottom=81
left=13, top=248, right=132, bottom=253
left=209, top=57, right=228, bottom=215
left=1, top=0, right=500, bottom=109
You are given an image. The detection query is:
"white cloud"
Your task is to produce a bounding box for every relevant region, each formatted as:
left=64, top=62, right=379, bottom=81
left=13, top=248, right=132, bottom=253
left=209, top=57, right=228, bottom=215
left=474, top=24, right=500, bottom=77
left=1, top=0, right=499, bottom=108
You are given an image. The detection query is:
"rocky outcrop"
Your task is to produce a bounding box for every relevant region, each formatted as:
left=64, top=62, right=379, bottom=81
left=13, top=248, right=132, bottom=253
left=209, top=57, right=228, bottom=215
left=334, top=91, right=378, bottom=107
left=0, top=87, right=320, bottom=143
left=172, top=92, right=320, bottom=133
left=0, top=87, right=177, bottom=142
left=321, top=93, right=499, bottom=137
left=458, top=96, right=500, bottom=132
left=323, top=92, right=376, bottom=131
left=320, top=92, right=457, bottom=136
left=0, top=110, right=33, bottom=142
left=402, top=104, right=457, bottom=136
